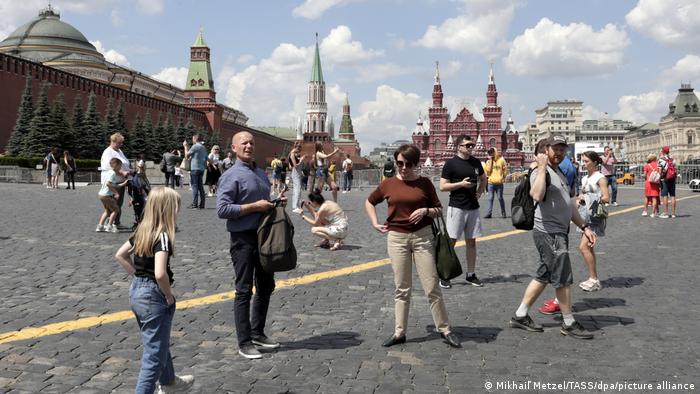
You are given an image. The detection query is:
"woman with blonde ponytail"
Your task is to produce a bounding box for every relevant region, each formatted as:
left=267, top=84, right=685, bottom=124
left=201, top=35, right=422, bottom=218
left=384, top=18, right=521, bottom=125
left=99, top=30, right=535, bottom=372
left=115, top=187, right=194, bottom=393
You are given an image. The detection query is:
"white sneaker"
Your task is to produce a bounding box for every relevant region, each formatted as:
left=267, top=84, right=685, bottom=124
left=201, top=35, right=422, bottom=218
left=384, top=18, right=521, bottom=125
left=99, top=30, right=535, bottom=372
left=157, top=375, right=194, bottom=394
left=108, top=224, right=119, bottom=233
left=612, top=202, right=618, bottom=207
left=641, top=211, right=648, bottom=217
left=292, top=208, right=303, bottom=214
left=671, top=214, right=677, bottom=218
left=650, top=213, right=656, bottom=218
left=659, top=213, right=669, bottom=219
left=95, top=225, right=105, bottom=232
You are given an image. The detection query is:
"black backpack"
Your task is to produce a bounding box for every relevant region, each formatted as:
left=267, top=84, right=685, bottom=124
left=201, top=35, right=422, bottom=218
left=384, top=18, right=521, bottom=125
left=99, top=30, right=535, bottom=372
left=258, top=206, right=297, bottom=273
left=511, top=168, right=549, bottom=230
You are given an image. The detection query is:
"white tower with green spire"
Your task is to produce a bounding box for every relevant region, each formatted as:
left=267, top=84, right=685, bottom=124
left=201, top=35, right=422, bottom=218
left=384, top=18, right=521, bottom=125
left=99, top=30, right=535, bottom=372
left=305, top=33, right=328, bottom=139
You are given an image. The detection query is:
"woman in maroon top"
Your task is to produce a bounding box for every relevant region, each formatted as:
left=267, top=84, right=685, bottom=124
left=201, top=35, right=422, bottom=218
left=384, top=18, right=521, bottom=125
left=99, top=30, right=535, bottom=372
left=365, top=144, right=461, bottom=348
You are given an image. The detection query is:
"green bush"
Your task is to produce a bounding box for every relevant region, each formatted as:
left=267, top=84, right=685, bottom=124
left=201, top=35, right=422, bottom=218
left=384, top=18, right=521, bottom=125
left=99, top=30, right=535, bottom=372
left=0, top=156, right=100, bottom=170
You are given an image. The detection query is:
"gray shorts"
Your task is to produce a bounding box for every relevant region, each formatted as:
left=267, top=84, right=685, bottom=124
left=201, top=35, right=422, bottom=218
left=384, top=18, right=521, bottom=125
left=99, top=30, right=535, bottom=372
left=445, top=206, right=482, bottom=240
left=532, top=231, right=573, bottom=288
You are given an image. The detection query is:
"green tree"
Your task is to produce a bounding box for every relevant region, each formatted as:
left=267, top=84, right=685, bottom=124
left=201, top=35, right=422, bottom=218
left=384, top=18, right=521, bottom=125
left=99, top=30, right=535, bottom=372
left=149, top=113, right=166, bottom=160
left=128, top=114, right=147, bottom=158
left=142, top=110, right=155, bottom=159
left=175, top=110, right=188, bottom=146
left=24, top=83, right=54, bottom=157
left=6, top=75, right=34, bottom=156
left=69, top=96, right=85, bottom=158
left=102, top=97, right=115, bottom=146
left=113, top=100, right=129, bottom=153
left=51, top=93, right=71, bottom=152
left=80, top=91, right=104, bottom=159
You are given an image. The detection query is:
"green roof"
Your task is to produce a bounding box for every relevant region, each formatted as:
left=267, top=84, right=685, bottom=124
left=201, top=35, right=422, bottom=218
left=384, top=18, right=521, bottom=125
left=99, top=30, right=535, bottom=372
left=257, top=126, right=298, bottom=139
left=193, top=30, right=207, bottom=47
left=311, top=36, right=323, bottom=82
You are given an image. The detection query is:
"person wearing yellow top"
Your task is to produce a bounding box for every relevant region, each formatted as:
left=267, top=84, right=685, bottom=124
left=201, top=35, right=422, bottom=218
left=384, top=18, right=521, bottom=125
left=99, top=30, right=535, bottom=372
left=484, top=147, right=508, bottom=218
left=270, top=157, right=283, bottom=196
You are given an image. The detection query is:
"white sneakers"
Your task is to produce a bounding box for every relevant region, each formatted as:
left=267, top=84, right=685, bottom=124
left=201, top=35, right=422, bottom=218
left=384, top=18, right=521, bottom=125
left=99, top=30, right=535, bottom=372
left=658, top=213, right=669, bottom=219
left=157, top=375, right=194, bottom=394
left=96, top=224, right=118, bottom=232
left=641, top=211, right=648, bottom=217
left=579, top=278, right=602, bottom=292
left=292, top=208, right=303, bottom=214
left=95, top=225, right=105, bottom=232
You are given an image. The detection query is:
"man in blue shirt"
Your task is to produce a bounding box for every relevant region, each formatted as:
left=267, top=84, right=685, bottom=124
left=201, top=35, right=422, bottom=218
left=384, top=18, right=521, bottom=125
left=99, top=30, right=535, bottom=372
left=217, top=131, right=285, bottom=360
left=183, top=134, right=209, bottom=209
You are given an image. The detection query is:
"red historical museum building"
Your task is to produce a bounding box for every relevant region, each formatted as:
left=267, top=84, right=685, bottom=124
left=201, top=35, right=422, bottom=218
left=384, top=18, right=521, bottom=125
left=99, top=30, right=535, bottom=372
left=412, top=62, right=524, bottom=167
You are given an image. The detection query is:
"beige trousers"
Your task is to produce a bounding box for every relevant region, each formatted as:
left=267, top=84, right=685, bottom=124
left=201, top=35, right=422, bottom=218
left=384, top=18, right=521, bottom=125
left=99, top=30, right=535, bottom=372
left=387, top=225, right=450, bottom=336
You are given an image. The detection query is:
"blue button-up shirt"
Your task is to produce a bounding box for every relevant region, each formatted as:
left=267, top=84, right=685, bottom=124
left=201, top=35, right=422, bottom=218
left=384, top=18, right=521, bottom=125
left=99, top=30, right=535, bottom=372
left=189, top=143, right=208, bottom=171
left=217, top=159, right=271, bottom=232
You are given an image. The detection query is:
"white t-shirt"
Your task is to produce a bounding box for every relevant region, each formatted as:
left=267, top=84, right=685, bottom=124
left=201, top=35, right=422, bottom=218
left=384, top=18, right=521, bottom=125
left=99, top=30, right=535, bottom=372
left=581, top=171, right=605, bottom=194
left=100, top=147, right=130, bottom=183
left=342, top=158, right=352, bottom=172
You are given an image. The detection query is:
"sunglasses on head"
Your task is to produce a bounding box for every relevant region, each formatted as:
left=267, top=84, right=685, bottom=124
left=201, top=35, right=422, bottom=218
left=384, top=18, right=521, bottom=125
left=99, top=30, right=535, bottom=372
left=396, top=160, right=415, bottom=169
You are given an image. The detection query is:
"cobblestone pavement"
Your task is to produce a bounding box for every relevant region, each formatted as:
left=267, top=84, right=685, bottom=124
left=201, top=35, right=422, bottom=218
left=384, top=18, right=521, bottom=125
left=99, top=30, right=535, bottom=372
left=0, top=183, right=698, bottom=393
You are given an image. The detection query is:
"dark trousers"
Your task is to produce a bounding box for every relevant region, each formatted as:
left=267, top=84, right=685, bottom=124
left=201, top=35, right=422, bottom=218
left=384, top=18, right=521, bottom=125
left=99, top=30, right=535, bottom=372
left=164, top=171, right=175, bottom=188
left=190, top=170, right=205, bottom=208
left=115, top=186, right=125, bottom=225
left=133, top=197, right=145, bottom=225
left=230, top=231, right=275, bottom=346
left=65, top=172, right=75, bottom=189
left=605, top=175, right=617, bottom=203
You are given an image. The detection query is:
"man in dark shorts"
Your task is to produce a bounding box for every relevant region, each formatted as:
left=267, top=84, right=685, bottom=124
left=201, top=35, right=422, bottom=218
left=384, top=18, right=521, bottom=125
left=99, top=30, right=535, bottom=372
left=509, top=135, right=597, bottom=340
left=658, top=146, right=677, bottom=218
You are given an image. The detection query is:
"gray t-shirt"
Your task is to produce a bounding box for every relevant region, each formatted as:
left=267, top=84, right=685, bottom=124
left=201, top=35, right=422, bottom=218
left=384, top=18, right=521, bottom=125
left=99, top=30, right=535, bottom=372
left=531, top=165, right=572, bottom=234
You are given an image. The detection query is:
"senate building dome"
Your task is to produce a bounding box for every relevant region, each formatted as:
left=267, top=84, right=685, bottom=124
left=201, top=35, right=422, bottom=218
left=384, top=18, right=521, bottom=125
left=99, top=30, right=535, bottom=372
left=0, top=6, right=106, bottom=69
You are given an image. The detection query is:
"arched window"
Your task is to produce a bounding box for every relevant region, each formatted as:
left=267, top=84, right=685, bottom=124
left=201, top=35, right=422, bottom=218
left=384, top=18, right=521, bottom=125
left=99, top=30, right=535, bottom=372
left=434, top=139, right=442, bottom=151
left=198, top=79, right=204, bottom=86
left=688, top=130, right=694, bottom=145
left=489, top=138, right=496, bottom=148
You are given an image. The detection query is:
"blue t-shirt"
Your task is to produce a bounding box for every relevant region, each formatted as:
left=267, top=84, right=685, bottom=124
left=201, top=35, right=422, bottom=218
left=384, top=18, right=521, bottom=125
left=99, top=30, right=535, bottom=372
left=558, top=155, right=577, bottom=196
left=189, top=143, right=208, bottom=171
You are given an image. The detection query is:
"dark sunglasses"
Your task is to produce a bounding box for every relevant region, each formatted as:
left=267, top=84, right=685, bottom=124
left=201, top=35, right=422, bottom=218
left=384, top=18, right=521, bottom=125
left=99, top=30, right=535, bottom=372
left=396, top=160, right=415, bottom=169
left=460, top=143, right=476, bottom=148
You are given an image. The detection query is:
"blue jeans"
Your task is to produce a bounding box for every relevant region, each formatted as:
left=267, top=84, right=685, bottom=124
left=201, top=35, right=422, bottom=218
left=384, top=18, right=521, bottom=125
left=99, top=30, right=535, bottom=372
left=487, top=184, right=505, bottom=216
left=343, top=172, right=353, bottom=191
left=605, top=175, right=617, bottom=203
left=129, top=277, right=176, bottom=394
left=190, top=170, right=205, bottom=208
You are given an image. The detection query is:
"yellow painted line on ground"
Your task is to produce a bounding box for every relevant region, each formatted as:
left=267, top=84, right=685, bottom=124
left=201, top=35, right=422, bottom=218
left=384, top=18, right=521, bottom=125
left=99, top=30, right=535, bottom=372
left=2, top=194, right=698, bottom=345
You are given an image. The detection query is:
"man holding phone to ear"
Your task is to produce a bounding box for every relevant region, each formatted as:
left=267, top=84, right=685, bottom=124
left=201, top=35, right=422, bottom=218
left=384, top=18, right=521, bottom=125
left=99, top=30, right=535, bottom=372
left=439, top=135, right=487, bottom=289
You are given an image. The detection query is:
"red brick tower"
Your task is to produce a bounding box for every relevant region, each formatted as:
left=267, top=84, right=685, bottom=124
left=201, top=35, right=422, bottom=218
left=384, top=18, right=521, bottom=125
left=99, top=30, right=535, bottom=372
left=480, top=62, right=503, bottom=151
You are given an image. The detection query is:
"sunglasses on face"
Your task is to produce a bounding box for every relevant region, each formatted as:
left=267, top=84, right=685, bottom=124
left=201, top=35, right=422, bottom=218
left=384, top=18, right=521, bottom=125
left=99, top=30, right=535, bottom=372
left=459, top=143, right=476, bottom=148
left=396, top=160, right=415, bottom=169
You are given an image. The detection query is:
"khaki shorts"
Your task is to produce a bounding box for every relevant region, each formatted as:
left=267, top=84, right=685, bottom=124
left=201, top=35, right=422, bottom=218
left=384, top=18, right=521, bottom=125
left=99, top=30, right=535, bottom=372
left=99, top=195, right=119, bottom=215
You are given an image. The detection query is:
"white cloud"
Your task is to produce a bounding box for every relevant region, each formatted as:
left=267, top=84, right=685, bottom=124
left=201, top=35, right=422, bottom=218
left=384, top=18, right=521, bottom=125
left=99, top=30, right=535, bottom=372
left=90, top=40, right=130, bottom=66
left=110, top=9, right=123, bottom=26
left=626, top=0, right=700, bottom=53
left=292, top=0, right=361, bottom=19
left=353, top=85, right=429, bottom=150
left=355, top=63, right=415, bottom=83
left=614, top=90, right=672, bottom=124
left=151, top=67, right=188, bottom=89
left=217, top=26, right=380, bottom=129
left=320, top=25, right=383, bottom=65
left=659, top=55, right=700, bottom=88
left=415, top=0, right=521, bottom=56
left=134, top=0, right=163, bottom=15
left=237, top=54, right=254, bottom=65
left=505, top=18, right=629, bottom=77
left=582, top=104, right=605, bottom=120
left=440, top=60, right=463, bottom=80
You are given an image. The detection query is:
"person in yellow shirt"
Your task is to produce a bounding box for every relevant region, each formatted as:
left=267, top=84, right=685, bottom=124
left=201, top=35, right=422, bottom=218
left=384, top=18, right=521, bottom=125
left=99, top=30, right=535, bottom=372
left=270, top=156, right=282, bottom=195
left=484, top=147, right=508, bottom=218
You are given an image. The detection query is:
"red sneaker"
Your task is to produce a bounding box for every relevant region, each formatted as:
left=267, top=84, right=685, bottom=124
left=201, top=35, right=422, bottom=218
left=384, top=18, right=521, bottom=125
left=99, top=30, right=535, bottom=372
left=538, top=298, right=560, bottom=315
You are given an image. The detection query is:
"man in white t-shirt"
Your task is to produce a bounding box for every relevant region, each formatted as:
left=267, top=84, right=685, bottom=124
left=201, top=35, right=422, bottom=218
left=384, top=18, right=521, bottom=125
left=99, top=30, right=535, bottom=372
left=100, top=133, right=132, bottom=226
left=341, top=154, right=353, bottom=193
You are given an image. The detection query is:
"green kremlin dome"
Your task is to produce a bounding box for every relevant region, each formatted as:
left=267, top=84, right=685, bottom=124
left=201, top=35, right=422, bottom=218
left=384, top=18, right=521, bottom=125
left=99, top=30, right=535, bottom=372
left=0, top=5, right=106, bottom=67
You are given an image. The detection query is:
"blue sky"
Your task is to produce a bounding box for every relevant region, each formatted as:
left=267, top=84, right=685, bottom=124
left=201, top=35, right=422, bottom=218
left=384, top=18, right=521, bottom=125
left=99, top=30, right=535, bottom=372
left=2, top=0, right=700, bottom=152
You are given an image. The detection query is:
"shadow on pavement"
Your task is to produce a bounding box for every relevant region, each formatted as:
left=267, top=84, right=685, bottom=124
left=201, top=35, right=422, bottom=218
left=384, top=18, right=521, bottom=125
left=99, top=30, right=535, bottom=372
left=481, top=274, right=531, bottom=284
left=600, top=277, right=645, bottom=288
left=279, top=331, right=362, bottom=351
left=577, top=314, right=636, bottom=331
left=572, top=297, right=627, bottom=312
left=415, top=325, right=503, bottom=344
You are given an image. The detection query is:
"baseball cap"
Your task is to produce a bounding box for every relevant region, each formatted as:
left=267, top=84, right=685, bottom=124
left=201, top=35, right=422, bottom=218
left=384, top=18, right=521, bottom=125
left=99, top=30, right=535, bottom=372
left=662, top=146, right=670, bottom=154
left=547, top=135, right=568, bottom=146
